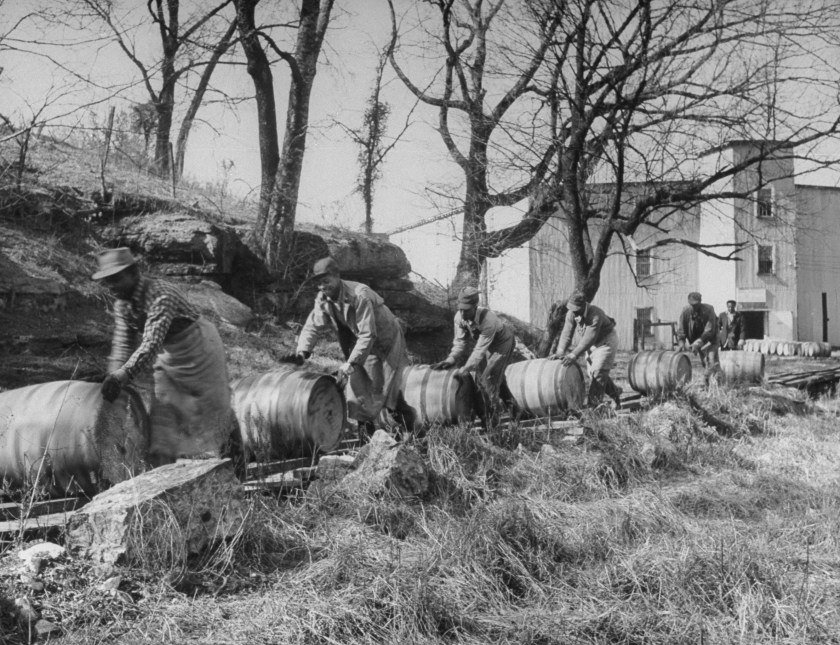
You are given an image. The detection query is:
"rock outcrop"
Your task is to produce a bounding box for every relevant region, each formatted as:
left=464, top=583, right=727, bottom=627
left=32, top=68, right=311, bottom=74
left=66, top=458, right=247, bottom=564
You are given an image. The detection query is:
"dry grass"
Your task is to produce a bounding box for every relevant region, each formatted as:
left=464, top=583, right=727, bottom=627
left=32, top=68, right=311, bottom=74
left=5, top=385, right=840, bottom=644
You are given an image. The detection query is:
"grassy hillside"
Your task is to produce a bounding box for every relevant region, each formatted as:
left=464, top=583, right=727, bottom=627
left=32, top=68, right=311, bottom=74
left=3, top=134, right=840, bottom=644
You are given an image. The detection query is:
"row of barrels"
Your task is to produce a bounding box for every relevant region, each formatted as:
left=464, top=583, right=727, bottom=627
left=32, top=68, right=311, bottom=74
left=0, top=347, right=778, bottom=497
left=742, top=339, right=832, bottom=357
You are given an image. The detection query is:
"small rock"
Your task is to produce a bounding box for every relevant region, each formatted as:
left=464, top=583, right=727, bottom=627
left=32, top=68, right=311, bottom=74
left=14, top=596, right=39, bottom=623
left=317, top=455, right=356, bottom=482
left=18, top=542, right=64, bottom=565
left=27, top=580, right=45, bottom=593
left=35, top=619, right=61, bottom=637
left=97, top=576, right=122, bottom=592
left=538, top=444, right=558, bottom=460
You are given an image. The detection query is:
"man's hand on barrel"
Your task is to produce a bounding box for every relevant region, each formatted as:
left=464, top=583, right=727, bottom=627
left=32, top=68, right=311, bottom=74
left=561, top=352, right=577, bottom=366
left=430, top=358, right=455, bottom=371
left=276, top=350, right=308, bottom=365
left=690, top=339, right=703, bottom=355
left=101, top=368, right=129, bottom=402
left=334, top=361, right=356, bottom=387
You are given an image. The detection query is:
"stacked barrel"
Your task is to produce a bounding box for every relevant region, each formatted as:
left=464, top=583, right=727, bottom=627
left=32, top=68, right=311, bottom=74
left=742, top=339, right=832, bottom=357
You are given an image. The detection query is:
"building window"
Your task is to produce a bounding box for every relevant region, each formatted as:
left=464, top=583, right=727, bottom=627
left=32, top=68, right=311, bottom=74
left=757, top=244, right=774, bottom=275
left=635, top=249, right=651, bottom=279
left=755, top=187, right=773, bottom=219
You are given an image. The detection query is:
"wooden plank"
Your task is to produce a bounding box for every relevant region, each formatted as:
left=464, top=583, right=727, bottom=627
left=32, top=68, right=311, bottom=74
left=245, top=457, right=315, bottom=480
left=0, top=511, right=73, bottom=536
left=244, top=466, right=316, bottom=492
left=0, top=497, right=87, bottom=522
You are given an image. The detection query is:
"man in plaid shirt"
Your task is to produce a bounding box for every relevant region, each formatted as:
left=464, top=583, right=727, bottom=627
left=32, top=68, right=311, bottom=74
left=93, top=247, right=235, bottom=465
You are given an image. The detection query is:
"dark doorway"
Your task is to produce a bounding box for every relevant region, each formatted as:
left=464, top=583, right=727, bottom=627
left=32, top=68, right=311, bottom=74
left=742, top=311, right=765, bottom=339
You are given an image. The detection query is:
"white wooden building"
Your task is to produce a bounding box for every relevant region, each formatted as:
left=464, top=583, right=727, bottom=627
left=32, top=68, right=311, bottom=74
left=528, top=141, right=840, bottom=349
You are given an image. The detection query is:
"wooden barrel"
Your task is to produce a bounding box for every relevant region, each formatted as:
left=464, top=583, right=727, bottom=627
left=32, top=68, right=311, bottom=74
left=628, top=350, right=692, bottom=395
left=399, top=366, right=476, bottom=427
left=231, top=367, right=346, bottom=461
left=759, top=340, right=770, bottom=354
left=719, top=351, right=765, bottom=384
left=503, top=358, right=585, bottom=417
left=0, top=381, right=149, bottom=497
left=820, top=341, right=832, bottom=357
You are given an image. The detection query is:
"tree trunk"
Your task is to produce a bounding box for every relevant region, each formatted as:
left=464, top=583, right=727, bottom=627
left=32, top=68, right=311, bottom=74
left=174, top=20, right=237, bottom=179
left=234, top=0, right=280, bottom=232
left=153, top=88, right=174, bottom=178
left=257, top=0, right=333, bottom=273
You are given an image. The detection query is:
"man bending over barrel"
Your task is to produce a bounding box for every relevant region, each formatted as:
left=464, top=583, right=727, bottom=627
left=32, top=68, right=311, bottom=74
left=551, top=293, right=622, bottom=410
left=677, top=291, right=721, bottom=384
left=431, top=286, right=515, bottom=427
left=284, top=257, right=413, bottom=436
left=93, top=247, right=235, bottom=465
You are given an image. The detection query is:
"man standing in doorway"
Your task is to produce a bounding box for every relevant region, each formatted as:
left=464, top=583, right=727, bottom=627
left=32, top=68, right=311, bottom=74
left=552, top=293, right=623, bottom=409
left=432, top=286, right=515, bottom=427
left=718, top=299, right=746, bottom=350
left=677, top=291, right=721, bottom=384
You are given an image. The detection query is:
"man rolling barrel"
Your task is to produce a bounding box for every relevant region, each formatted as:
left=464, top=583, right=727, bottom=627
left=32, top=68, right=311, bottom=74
left=551, top=293, right=622, bottom=410
left=431, top=286, right=515, bottom=427
left=285, top=257, right=413, bottom=436
left=93, top=247, right=235, bottom=465
left=677, top=291, right=721, bottom=384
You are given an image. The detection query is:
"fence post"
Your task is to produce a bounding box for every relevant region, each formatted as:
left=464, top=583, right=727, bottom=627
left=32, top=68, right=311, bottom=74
left=99, top=106, right=116, bottom=201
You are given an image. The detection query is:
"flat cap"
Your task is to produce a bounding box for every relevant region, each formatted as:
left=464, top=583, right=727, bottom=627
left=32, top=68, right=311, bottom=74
left=457, top=285, right=480, bottom=310
left=311, top=256, right=340, bottom=279
left=92, top=247, right=136, bottom=280
left=687, top=291, right=702, bottom=304
left=566, top=292, right=587, bottom=313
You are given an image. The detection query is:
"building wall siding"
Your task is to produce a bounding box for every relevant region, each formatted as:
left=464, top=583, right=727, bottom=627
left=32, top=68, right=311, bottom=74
left=795, top=186, right=840, bottom=344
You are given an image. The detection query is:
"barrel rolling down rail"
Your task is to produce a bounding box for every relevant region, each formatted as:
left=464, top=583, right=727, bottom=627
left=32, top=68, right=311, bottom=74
left=719, top=350, right=765, bottom=384
left=0, top=380, right=150, bottom=497
left=504, top=358, right=586, bottom=418
left=399, top=366, right=477, bottom=428
left=230, top=365, right=346, bottom=462
left=628, top=350, right=692, bottom=395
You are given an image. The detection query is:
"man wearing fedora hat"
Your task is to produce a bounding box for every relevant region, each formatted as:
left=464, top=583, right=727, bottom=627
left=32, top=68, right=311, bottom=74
left=431, top=285, right=515, bottom=427
left=552, top=293, right=622, bottom=409
left=677, top=291, right=721, bottom=384
left=287, top=256, right=413, bottom=435
left=92, top=247, right=235, bottom=465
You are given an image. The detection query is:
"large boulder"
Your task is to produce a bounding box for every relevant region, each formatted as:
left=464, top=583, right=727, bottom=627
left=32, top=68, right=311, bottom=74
left=66, top=458, right=247, bottom=564
left=181, top=279, right=254, bottom=329
left=317, top=229, right=411, bottom=280
left=342, top=430, right=430, bottom=497
left=102, top=212, right=241, bottom=276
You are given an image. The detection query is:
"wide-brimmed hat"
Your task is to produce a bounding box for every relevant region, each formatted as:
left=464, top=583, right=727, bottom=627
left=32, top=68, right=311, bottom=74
left=311, top=256, right=340, bottom=280
left=457, top=286, right=480, bottom=310
left=566, top=292, right=587, bottom=313
left=687, top=291, right=702, bottom=304
left=92, top=247, right=136, bottom=280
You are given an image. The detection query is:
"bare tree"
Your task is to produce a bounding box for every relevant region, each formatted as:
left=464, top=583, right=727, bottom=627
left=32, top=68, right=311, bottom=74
left=338, top=44, right=412, bottom=234
left=233, top=0, right=334, bottom=272
left=48, top=0, right=238, bottom=179
left=387, top=0, right=840, bottom=301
